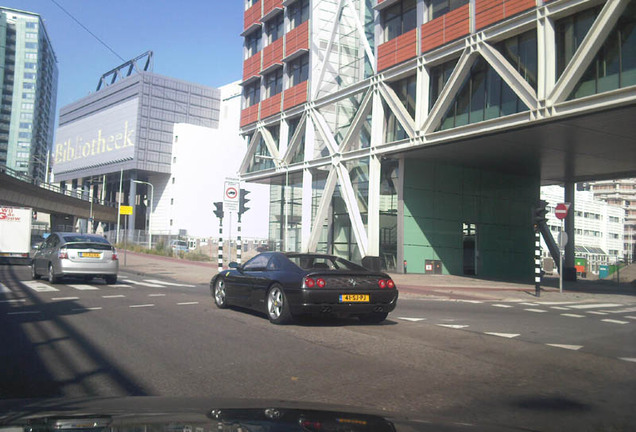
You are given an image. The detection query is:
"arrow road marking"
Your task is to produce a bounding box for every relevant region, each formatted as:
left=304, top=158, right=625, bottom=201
left=546, top=344, right=582, bottom=351
left=398, top=317, right=426, bottom=322
left=484, top=332, right=519, bottom=338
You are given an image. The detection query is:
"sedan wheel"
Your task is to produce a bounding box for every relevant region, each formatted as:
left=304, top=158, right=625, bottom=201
left=48, top=263, right=59, bottom=284
left=213, top=278, right=227, bottom=309
left=266, top=284, right=292, bottom=324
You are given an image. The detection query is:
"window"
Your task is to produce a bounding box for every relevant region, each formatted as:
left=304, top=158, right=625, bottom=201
left=19, top=132, right=32, bottom=139
left=23, top=93, right=35, bottom=100
left=24, top=62, right=36, bottom=69
left=245, top=29, right=262, bottom=58
left=23, top=82, right=35, bottom=90
left=431, top=0, right=469, bottom=20
left=382, top=0, right=417, bottom=42
left=26, top=22, right=37, bottom=29
left=25, top=53, right=37, bottom=60
left=25, top=42, right=37, bottom=49
left=246, top=0, right=259, bottom=8
left=243, top=81, right=261, bottom=106
left=16, top=152, right=29, bottom=158
left=243, top=254, right=270, bottom=271
left=25, top=32, right=37, bottom=39
left=19, top=122, right=32, bottom=129
left=288, top=0, right=309, bottom=30
left=24, top=72, right=36, bottom=80
left=288, top=53, right=308, bottom=87
left=266, top=12, right=284, bottom=43
left=20, top=113, right=33, bottom=120
left=264, top=68, right=283, bottom=98
left=21, top=103, right=34, bottom=110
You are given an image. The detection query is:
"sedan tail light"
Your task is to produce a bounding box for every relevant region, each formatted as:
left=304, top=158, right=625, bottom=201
left=112, top=249, right=118, bottom=261
left=58, top=248, right=68, bottom=260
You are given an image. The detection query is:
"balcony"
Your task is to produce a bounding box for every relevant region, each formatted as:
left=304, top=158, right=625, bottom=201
left=283, top=81, right=308, bottom=111
left=263, top=0, right=283, bottom=21
left=421, top=4, right=470, bottom=53
left=244, top=2, right=262, bottom=33
left=285, top=21, right=309, bottom=59
left=377, top=28, right=417, bottom=72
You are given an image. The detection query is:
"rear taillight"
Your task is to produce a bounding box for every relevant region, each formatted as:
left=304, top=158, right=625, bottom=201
left=317, top=278, right=326, bottom=288
left=58, top=248, right=68, bottom=260
left=304, top=277, right=315, bottom=288
left=112, top=248, right=118, bottom=261
left=378, top=278, right=395, bottom=289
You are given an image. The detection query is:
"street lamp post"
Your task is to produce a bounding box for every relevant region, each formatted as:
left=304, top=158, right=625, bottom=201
left=133, top=180, right=154, bottom=250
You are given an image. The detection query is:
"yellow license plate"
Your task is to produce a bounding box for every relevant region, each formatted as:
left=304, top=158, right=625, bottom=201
left=80, top=252, right=101, bottom=258
left=339, top=294, right=369, bottom=303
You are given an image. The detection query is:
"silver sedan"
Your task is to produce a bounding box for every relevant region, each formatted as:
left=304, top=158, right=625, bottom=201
left=32, top=232, right=119, bottom=284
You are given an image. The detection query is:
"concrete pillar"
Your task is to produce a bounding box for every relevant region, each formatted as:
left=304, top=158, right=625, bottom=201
left=564, top=182, right=577, bottom=281
left=128, top=174, right=137, bottom=241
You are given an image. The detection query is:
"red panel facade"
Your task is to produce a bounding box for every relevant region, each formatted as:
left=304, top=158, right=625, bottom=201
left=240, top=104, right=259, bottom=127
left=283, top=81, right=308, bottom=111
left=285, top=20, right=310, bottom=57
left=377, top=28, right=417, bottom=71
left=260, top=93, right=283, bottom=119
left=243, top=53, right=261, bottom=82
left=244, top=3, right=261, bottom=31
left=262, top=38, right=284, bottom=72
left=421, top=4, right=470, bottom=53
left=476, top=0, right=536, bottom=30
left=263, top=0, right=283, bottom=17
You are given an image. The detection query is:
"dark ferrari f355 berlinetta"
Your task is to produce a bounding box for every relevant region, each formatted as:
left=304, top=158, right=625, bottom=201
left=210, top=252, right=398, bottom=324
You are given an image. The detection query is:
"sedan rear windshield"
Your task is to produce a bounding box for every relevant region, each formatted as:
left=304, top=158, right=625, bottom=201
left=64, top=243, right=112, bottom=250
left=63, top=235, right=110, bottom=244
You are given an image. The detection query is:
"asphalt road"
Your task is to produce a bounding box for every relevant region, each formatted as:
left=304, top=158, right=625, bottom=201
left=1, top=264, right=635, bottom=431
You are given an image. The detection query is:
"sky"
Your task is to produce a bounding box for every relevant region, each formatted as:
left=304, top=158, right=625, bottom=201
left=5, top=0, right=244, bottom=108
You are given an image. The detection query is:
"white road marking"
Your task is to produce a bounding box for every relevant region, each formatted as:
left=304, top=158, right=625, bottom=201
left=398, top=317, right=426, bottom=322
left=22, top=281, right=58, bottom=292
left=122, top=279, right=164, bottom=288
left=0, top=283, right=11, bottom=293
left=177, top=302, right=199, bottom=305
left=52, top=297, right=79, bottom=301
left=102, top=295, right=125, bottom=298
left=606, top=307, right=636, bottom=314
left=457, top=300, right=483, bottom=304
left=550, top=306, right=571, bottom=310
left=437, top=324, right=469, bottom=329
left=72, top=307, right=102, bottom=311
left=129, top=304, right=155, bottom=308
left=619, top=357, right=636, bottom=363
left=114, top=284, right=132, bottom=288
left=520, top=302, right=538, bottom=306
left=536, top=301, right=578, bottom=305
left=492, top=304, right=513, bottom=308
left=561, top=313, right=586, bottom=318
left=569, top=303, right=623, bottom=309
left=7, top=310, right=41, bottom=315
left=148, top=293, right=166, bottom=297
left=68, top=284, right=100, bottom=291
left=0, top=299, right=25, bottom=303
left=484, top=332, right=519, bottom=338
left=144, top=279, right=196, bottom=287
left=625, top=316, right=636, bottom=320
left=587, top=311, right=608, bottom=315
left=601, top=319, right=630, bottom=325
left=546, top=344, right=582, bottom=351
left=524, top=308, right=548, bottom=313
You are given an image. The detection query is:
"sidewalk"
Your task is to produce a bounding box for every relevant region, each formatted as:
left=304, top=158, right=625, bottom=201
left=119, top=250, right=636, bottom=303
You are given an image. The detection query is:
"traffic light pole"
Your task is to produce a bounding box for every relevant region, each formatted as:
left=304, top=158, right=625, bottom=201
left=218, top=218, right=223, bottom=273
left=237, top=213, right=242, bottom=265
left=534, top=229, right=541, bottom=297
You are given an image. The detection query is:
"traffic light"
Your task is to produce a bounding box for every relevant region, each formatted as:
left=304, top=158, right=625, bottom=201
left=213, top=202, right=224, bottom=219
left=239, top=189, right=250, bottom=216
left=533, top=200, right=548, bottom=225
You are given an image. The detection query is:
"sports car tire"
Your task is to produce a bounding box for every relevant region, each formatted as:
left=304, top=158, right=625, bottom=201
left=359, top=312, right=389, bottom=324
left=213, top=277, right=228, bottom=309
left=266, top=284, right=292, bottom=324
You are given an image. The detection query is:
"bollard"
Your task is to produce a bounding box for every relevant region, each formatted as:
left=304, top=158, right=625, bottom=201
left=403, top=260, right=407, bottom=274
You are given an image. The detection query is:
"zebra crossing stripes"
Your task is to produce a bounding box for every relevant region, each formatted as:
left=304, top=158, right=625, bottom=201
left=21, top=281, right=59, bottom=292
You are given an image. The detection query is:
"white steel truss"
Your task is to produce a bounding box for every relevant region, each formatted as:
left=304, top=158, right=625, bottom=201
left=239, top=0, right=636, bottom=258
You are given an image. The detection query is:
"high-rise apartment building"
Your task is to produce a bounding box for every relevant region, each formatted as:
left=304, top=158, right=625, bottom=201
left=237, top=0, right=636, bottom=278
left=0, top=7, right=58, bottom=182
left=591, top=178, right=636, bottom=262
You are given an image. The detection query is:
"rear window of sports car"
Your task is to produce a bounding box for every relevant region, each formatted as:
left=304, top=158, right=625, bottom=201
left=287, top=255, right=366, bottom=271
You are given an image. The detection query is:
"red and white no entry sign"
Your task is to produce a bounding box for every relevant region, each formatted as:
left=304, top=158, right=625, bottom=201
left=555, top=203, right=570, bottom=220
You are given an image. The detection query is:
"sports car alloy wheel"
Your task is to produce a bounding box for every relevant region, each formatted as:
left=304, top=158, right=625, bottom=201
left=266, top=284, right=292, bottom=324
left=214, top=278, right=227, bottom=308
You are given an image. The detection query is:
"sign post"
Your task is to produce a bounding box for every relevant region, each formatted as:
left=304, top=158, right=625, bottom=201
left=555, top=203, right=571, bottom=294
left=223, top=179, right=239, bottom=264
